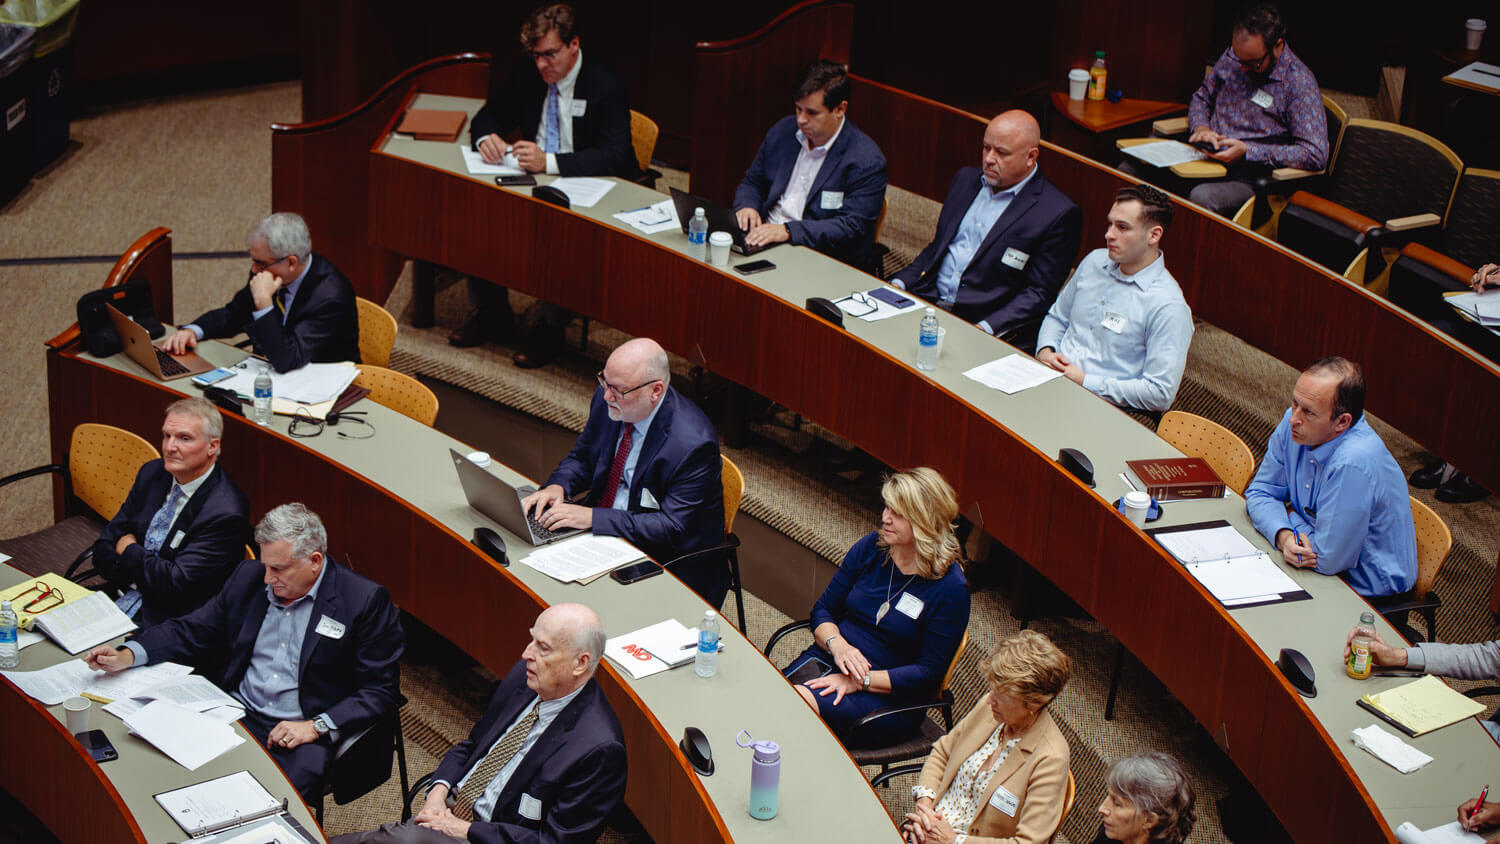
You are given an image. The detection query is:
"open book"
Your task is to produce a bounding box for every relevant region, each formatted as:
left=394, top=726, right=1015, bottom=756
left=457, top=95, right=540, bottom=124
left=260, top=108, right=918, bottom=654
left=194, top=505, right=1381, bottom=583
left=31, top=591, right=137, bottom=654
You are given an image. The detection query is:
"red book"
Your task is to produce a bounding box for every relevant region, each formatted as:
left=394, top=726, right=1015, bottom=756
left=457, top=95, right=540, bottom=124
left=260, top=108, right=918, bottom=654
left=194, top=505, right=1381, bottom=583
left=1125, top=457, right=1226, bottom=501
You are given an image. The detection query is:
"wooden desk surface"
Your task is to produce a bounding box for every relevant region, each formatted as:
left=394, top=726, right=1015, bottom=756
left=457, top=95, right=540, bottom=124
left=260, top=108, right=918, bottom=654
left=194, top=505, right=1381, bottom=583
left=1049, top=91, right=1186, bottom=133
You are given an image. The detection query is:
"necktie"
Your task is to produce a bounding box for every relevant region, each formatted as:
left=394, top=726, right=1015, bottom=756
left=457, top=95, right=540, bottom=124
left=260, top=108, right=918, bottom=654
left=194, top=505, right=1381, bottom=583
left=452, top=705, right=540, bottom=821
left=597, top=425, right=633, bottom=507
left=273, top=287, right=288, bottom=323
left=543, top=83, right=560, bottom=154
left=143, top=486, right=184, bottom=553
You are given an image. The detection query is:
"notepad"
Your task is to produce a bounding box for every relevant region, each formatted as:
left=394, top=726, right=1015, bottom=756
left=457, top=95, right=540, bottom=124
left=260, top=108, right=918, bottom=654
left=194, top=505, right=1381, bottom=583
left=1395, top=820, right=1486, bottom=843
left=0, top=573, right=97, bottom=631
left=1357, top=675, right=1485, bottom=737
left=155, top=770, right=285, bottom=837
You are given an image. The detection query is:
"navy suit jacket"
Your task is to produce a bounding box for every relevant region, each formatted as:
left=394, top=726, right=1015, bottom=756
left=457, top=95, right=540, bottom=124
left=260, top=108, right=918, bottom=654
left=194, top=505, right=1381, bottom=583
left=433, top=660, right=626, bottom=844
left=732, top=115, right=888, bottom=266
left=190, top=253, right=361, bottom=373
left=894, top=166, right=1082, bottom=340
left=131, top=559, right=404, bottom=735
left=91, top=460, right=251, bottom=628
left=471, top=52, right=639, bottom=180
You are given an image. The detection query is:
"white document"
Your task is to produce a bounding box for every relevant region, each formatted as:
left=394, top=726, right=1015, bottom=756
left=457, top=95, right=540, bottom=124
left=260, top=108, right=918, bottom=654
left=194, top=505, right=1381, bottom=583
left=192, top=814, right=310, bottom=844
left=32, top=590, right=137, bottom=654
left=1182, top=553, right=1300, bottom=604
left=459, top=144, right=524, bottom=176
left=103, top=674, right=245, bottom=722
left=217, top=361, right=359, bottom=405
left=837, top=289, right=923, bottom=322
left=628, top=618, right=700, bottom=667
left=519, top=535, right=645, bottom=583
left=1120, top=139, right=1208, bottom=168
left=1352, top=724, right=1434, bottom=774
left=1154, top=524, right=1262, bottom=563
left=82, top=660, right=192, bottom=703
left=124, top=700, right=244, bottom=771
left=1444, top=62, right=1500, bottom=93
left=963, top=355, right=1065, bottom=394
left=548, top=177, right=615, bottom=208
left=613, top=199, right=680, bottom=235
left=17, top=629, right=44, bottom=650
left=1395, top=820, right=1486, bottom=844
left=154, top=770, right=282, bottom=837
left=0, top=659, right=97, bottom=705
left=1448, top=291, right=1500, bottom=325
left=603, top=632, right=672, bottom=679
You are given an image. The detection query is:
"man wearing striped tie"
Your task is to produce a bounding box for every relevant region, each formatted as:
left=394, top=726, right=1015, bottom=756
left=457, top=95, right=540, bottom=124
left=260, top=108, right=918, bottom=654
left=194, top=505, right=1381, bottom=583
left=331, top=603, right=625, bottom=843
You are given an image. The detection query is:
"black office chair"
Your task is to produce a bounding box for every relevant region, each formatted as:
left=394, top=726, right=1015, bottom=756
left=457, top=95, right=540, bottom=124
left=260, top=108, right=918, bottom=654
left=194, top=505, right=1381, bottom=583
left=316, top=703, right=411, bottom=825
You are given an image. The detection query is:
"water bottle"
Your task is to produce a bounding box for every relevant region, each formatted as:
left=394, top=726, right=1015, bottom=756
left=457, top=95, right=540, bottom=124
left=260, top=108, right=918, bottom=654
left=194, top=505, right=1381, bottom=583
left=736, top=729, right=781, bottom=820
left=916, top=307, right=940, bottom=371
left=0, top=601, right=19, bottom=669
left=694, top=609, right=720, bottom=678
left=1347, top=611, right=1376, bottom=680
left=688, top=207, right=708, bottom=261
left=252, top=363, right=274, bottom=427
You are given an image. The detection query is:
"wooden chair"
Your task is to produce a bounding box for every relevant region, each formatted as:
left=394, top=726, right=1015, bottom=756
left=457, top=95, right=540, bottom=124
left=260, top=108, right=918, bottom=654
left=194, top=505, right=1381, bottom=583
left=660, top=455, right=748, bottom=631
left=353, top=365, right=439, bottom=426
left=1371, top=497, right=1451, bottom=643
left=1047, top=771, right=1078, bottom=844
left=1155, top=410, right=1256, bottom=495
left=356, top=296, right=397, bottom=368
left=629, top=110, right=663, bottom=189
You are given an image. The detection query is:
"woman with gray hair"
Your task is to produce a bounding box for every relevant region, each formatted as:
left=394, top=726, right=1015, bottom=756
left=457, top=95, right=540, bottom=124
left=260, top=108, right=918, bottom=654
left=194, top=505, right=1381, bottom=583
left=1093, top=751, right=1196, bottom=844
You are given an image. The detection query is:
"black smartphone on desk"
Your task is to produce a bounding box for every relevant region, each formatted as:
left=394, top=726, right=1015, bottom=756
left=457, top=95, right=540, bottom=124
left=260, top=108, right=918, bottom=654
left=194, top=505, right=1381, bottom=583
left=77, top=729, right=118, bottom=763
left=610, top=560, right=663, bottom=585
left=868, top=288, right=916, bottom=308
left=734, top=259, right=777, bottom=275
left=496, top=175, right=537, bottom=187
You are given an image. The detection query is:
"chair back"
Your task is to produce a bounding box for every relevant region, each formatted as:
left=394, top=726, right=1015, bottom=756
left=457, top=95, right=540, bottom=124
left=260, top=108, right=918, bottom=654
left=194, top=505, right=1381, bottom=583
left=721, top=454, right=745, bottom=534
left=1155, top=411, right=1256, bottom=495
left=1322, top=94, right=1349, bottom=170
left=1410, top=496, right=1452, bottom=597
left=356, top=296, right=397, bottom=368
left=874, top=195, right=889, bottom=242
left=1440, top=168, right=1500, bottom=269
left=353, top=365, right=440, bottom=426
left=629, top=110, right=659, bottom=175
left=68, top=423, right=160, bottom=519
left=940, top=630, right=968, bottom=692
left=1324, top=119, right=1462, bottom=225
left=1047, top=770, right=1078, bottom=844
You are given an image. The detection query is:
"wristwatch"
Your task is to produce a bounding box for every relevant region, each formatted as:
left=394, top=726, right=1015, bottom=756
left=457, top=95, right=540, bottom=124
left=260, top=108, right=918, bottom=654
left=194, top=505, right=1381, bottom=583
left=862, top=673, right=872, bottom=689
left=313, top=716, right=331, bottom=738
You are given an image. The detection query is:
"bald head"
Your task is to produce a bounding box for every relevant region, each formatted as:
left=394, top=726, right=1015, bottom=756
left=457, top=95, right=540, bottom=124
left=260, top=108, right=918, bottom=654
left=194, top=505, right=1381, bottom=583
left=524, top=602, right=606, bottom=699
left=981, top=109, right=1040, bottom=190
left=601, top=338, right=669, bottom=424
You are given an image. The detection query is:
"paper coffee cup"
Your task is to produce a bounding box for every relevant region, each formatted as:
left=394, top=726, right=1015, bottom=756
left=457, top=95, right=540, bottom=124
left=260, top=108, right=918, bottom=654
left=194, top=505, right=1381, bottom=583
left=1466, top=18, right=1487, bottom=50
left=1123, top=491, right=1151, bottom=527
left=63, top=696, right=90, bottom=735
left=467, top=451, right=492, bottom=468
left=709, top=231, right=733, bottom=267
left=1068, top=69, right=1090, bottom=101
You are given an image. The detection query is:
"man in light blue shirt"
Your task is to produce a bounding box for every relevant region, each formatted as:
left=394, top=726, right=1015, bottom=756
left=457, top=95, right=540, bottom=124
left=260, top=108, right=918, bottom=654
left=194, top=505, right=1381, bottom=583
left=1245, top=357, right=1417, bottom=597
left=1036, top=184, right=1193, bottom=413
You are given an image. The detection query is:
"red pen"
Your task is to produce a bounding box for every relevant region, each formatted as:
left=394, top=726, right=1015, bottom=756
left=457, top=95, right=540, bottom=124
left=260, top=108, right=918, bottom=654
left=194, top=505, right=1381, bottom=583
left=1470, top=784, right=1489, bottom=824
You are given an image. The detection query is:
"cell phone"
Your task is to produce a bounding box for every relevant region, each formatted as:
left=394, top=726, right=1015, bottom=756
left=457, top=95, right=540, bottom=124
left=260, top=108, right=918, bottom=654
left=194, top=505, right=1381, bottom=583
left=495, top=175, right=537, bottom=187
left=1190, top=140, right=1221, bottom=153
left=734, top=259, right=777, bottom=275
left=785, top=656, right=833, bottom=686
left=76, top=729, right=118, bottom=763
left=191, top=367, right=237, bottom=388
left=867, top=287, right=916, bottom=308
left=610, top=560, right=663, bottom=585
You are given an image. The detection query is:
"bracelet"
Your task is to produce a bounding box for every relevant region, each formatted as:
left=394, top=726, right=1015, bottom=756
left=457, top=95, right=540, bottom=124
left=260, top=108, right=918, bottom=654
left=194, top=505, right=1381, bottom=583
left=824, top=635, right=841, bottom=650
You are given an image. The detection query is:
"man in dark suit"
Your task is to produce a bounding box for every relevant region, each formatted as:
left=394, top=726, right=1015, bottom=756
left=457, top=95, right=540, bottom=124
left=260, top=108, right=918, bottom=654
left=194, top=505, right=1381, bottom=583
left=893, top=111, right=1083, bottom=352
left=91, top=397, right=250, bottom=627
left=523, top=338, right=728, bottom=606
left=162, top=212, right=360, bottom=372
left=451, top=3, right=639, bottom=368
left=329, top=603, right=626, bottom=844
left=87, top=503, right=404, bottom=803
left=733, top=59, right=888, bottom=268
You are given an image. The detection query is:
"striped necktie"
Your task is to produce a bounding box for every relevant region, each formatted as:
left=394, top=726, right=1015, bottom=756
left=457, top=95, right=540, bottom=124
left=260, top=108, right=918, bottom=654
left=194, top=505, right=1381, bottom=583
left=452, top=705, right=540, bottom=821
left=597, top=425, right=633, bottom=507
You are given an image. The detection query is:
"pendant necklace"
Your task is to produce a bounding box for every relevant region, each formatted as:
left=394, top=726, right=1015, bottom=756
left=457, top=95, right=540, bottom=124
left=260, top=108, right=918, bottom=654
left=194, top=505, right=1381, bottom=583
left=875, top=556, right=918, bottom=625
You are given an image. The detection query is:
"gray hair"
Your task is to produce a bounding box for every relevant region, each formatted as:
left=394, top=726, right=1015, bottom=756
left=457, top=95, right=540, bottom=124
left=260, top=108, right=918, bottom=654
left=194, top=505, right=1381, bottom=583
left=644, top=344, right=670, bottom=386
left=575, top=619, right=605, bottom=672
left=248, top=212, right=313, bottom=262
left=165, top=396, right=223, bottom=439
left=1105, top=752, right=1196, bottom=844
left=254, top=503, right=328, bottom=561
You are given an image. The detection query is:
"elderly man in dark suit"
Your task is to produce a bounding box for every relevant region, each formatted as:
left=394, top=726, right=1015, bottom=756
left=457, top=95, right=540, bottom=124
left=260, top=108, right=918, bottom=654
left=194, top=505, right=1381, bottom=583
left=86, top=503, right=404, bottom=804
left=330, top=603, right=626, bottom=844
left=893, top=110, right=1083, bottom=352
left=162, top=212, right=360, bottom=372
left=91, top=397, right=250, bottom=627
left=733, top=59, right=888, bottom=268
left=522, top=338, right=728, bottom=606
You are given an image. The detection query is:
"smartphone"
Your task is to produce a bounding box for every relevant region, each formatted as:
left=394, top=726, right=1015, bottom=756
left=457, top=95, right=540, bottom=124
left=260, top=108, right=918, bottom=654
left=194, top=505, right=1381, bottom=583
left=1190, top=140, right=1221, bottom=153
left=495, top=175, right=537, bottom=187
left=191, top=367, right=237, bottom=388
left=785, top=656, right=833, bottom=686
left=867, top=288, right=916, bottom=308
left=734, top=259, right=777, bottom=275
left=76, top=729, right=118, bottom=763
left=610, top=560, right=663, bottom=585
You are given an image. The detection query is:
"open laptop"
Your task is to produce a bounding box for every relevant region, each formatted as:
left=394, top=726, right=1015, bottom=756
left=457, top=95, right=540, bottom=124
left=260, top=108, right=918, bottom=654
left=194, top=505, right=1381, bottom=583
left=105, top=304, right=214, bottom=381
left=669, top=187, right=783, bottom=257
left=449, top=448, right=583, bottom=547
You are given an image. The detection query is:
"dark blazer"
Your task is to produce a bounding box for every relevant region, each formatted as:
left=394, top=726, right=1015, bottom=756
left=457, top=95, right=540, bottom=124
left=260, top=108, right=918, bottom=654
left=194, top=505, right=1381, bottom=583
left=732, top=115, right=888, bottom=266
left=894, top=166, right=1083, bottom=340
left=433, top=660, right=626, bottom=844
left=91, top=460, right=251, bottom=628
left=190, top=252, right=361, bottom=373
left=471, top=52, right=639, bottom=180
left=132, top=558, right=404, bottom=736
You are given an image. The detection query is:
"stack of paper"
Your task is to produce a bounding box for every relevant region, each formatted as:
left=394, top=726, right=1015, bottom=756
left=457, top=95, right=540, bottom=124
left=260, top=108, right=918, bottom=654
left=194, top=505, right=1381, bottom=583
left=1, top=659, right=97, bottom=705
left=548, top=177, right=615, bottom=208
left=963, top=355, right=1064, bottom=394
left=1447, top=291, right=1500, bottom=325
left=458, top=144, right=524, bottom=176
left=217, top=362, right=359, bottom=405
left=1443, top=61, right=1500, bottom=93
left=1358, top=675, right=1486, bottom=736
left=605, top=619, right=723, bottom=680
left=1395, top=820, right=1485, bottom=843
left=519, top=535, right=646, bottom=583
left=613, top=200, right=680, bottom=235
left=1351, top=723, right=1434, bottom=773
left=103, top=674, right=245, bottom=723
left=124, top=700, right=244, bottom=770
left=82, top=660, right=192, bottom=703
left=155, top=771, right=283, bottom=837
left=30, top=591, right=137, bottom=654
left=1120, top=139, right=1208, bottom=168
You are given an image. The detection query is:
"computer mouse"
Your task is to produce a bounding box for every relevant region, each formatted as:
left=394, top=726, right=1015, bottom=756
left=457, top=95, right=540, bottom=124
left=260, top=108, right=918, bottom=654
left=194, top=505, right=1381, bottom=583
left=679, top=726, right=714, bottom=776
left=472, top=527, right=508, bottom=567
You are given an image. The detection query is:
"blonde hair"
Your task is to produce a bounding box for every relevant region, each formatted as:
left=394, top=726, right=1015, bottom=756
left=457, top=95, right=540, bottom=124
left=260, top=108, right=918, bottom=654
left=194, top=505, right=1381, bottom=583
left=879, top=467, right=960, bottom=579
left=983, top=630, right=1072, bottom=709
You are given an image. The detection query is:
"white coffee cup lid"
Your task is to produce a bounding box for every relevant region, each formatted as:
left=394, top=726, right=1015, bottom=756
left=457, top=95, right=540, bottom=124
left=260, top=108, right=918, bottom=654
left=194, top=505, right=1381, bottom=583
left=709, top=231, right=733, bottom=245
left=467, top=451, right=492, bottom=467
left=1467, top=18, right=1486, bottom=29
left=1068, top=68, right=1091, bottom=80
left=1124, top=491, right=1151, bottom=507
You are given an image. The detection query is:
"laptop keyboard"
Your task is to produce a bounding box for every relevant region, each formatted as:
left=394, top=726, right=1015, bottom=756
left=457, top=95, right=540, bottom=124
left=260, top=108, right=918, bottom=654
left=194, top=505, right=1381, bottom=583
left=527, top=512, right=568, bottom=542
left=154, top=347, right=190, bottom=376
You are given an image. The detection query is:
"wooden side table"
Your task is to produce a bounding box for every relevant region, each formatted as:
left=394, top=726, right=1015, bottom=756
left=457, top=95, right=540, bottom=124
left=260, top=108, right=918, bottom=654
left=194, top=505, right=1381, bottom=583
left=1047, top=90, right=1185, bottom=162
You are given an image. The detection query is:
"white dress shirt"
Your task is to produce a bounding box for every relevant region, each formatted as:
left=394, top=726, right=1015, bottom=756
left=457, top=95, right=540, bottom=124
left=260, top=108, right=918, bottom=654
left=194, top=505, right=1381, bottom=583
left=533, top=51, right=583, bottom=175
left=767, top=117, right=845, bottom=225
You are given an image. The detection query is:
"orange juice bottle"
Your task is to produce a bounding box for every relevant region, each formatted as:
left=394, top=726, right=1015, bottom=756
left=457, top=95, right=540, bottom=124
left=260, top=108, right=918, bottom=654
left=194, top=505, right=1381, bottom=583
left=1088, top=51, right=1108, bottom=101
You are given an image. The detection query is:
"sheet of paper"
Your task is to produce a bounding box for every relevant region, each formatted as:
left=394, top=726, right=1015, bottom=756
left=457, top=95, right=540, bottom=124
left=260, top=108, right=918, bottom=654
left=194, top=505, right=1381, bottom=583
left=103, top=674, right=244, bottom=721
left=217, top=361, right=359, bottom=405
left=17, top=629, right=44, bottom=650
left=1395, top=820, right=1486, bottom=844
left=628, top=618, right=700, bottom=666
left=1447, top=291, right=1500, bottom=325
left=458, top=144, right=524, bottom=175
left=548, top=177, right=615, bottom=208
left=1352, top=724, right=1435, bottom=774
left=1443, top=61, right=1500, bottom=93
left=1183, top=553, right=1300, bottom=603
left=519, top=535, right=646, bottom=583
left=82, top=660, right=192, bottom=703
left=836, top=289, right=923, bottom=322
left=613, top=199, right=681, bottom=235
left=196, top=815, right=311, bottom=844
left=0, top=659, right=97, bottom=705
left=1153, top=524, right=1263, bottom=563
left=1121, top=139, right=1208, bottom=168
left=1362, top=675, right=1486, bottom=736
left=33, top=590, right=137, bottom=654
left=124, top=700, right=244, bottom=771
left=155, top=770, right=280, bottom=837
left=603, top=632, right=672, bottom=680
left=962, top=355, right=1064, bottom=394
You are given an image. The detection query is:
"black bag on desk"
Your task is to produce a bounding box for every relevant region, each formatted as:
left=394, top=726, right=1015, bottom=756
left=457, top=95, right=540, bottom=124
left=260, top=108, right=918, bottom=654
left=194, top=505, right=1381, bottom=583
left=75, top=279, right=166, bottom=357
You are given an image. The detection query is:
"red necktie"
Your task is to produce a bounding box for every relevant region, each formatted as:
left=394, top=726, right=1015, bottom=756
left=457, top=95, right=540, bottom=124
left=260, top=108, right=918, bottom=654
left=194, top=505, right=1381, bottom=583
left=597, top=425, right=634, bottom=507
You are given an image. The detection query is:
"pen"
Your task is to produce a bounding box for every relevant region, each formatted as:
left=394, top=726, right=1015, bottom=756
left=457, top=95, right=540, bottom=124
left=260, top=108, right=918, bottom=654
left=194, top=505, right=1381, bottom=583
left=623, top=205, right=654, bottom=214
left=680, top=643, right=697, bottom=651
left=1293, top=531, right=1304, bottom=565
left=1471, top=784, right=1489, bottom=824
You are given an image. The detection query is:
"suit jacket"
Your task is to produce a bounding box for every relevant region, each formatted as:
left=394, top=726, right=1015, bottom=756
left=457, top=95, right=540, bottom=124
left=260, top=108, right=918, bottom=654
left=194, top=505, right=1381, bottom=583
left=732, top=115, right=888, bottom=266
left=895, top=166, right=1082, bottom=338
left=471, top=52, right=639, bottom=180
left=433, top=660, right=626, bottom=844
left=132, top=559, right=404, bottom=735
left=191, top=252, right=361, bottom=373
left=91, top=460, right=251, bottom=627
left=916, top=695, right=1070, bottom=844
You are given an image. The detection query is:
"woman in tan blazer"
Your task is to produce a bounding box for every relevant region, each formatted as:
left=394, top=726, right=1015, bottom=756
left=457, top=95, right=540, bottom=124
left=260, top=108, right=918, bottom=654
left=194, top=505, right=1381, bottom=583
left=904, top=630, right=1072, bottom=844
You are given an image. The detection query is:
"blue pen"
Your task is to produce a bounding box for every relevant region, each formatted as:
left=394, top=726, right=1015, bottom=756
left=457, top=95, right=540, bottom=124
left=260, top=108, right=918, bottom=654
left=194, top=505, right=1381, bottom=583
left=1293, top=531, right=1304, bottom=565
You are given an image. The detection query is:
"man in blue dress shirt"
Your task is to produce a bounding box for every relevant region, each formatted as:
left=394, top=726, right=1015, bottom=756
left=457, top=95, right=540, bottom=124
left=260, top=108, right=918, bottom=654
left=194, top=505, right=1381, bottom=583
left=1035, top=184, right=1193, bottom=413
left=1245, top=356, right=1417, bottom=597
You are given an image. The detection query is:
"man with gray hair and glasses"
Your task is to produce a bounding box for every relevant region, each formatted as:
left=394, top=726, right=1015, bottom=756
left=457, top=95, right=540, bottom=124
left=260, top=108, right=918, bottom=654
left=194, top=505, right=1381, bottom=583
left=162, top=212, right=360, bottom=372
left=86, top=503, right=404, bottom=803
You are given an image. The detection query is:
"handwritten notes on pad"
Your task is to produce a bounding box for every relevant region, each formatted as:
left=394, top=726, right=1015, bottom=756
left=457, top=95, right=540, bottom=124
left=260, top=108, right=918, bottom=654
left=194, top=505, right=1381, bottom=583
left=1357, top=675, right=1485, bottom=736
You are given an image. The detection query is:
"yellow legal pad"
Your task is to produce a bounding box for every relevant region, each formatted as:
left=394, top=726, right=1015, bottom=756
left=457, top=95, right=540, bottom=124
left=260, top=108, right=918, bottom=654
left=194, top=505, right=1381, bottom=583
left=0, top=573, right=94, bottom=630
left=1357, top=675, right=1487, bottom=737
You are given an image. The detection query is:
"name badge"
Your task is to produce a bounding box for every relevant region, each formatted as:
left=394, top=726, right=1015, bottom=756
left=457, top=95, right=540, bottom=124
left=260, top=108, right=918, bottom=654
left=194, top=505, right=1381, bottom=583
left=1101, top=312, right=1126, bottom=334
left=640, top=488, right=660, bottom=510
left=570, top=99, right=587, bottom=117
left=894, top=593, right=924, bottom=620
left=518, top=793, right=543, bottom=820
left=1251, top=89, right=1274, bottom=109
left=314, top=615, right=346, bottom=640
left=169, top=530, right=186, bottom=550
left=989, top=785, right=1020, bottom=816
left=1001, top=248, right=1030, bottom=270
left=820, top=190, right=844, bottom=210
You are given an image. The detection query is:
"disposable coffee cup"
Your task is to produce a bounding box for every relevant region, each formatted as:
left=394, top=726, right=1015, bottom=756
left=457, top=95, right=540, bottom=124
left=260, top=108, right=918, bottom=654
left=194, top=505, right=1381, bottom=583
left=1068, top=69, right=1090, bottom=101
left=1467, top=19, right=1487, bottom=50
left=467, top=451, right=492, bottom=468
left=63, top=696, right=90, bottom=735
left=709, top=231, right=733, bottom=267
left=1123, top=491, right=1151, bottom=527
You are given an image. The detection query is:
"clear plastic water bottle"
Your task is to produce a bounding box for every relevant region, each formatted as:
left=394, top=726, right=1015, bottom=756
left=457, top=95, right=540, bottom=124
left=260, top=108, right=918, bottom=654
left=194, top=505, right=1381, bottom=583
left=252, top=363, right=274, bottom=427
left=916, top=307, right=940, bottom=371
left=737, top=729, right=781, bottom=820
left=1347, top=611, right=1376, bottom=680
left=688, top=207, right=708, bottom=261
left=694, top=609, right=720, bottom=678
left=0, top=601, right=19, bottom=669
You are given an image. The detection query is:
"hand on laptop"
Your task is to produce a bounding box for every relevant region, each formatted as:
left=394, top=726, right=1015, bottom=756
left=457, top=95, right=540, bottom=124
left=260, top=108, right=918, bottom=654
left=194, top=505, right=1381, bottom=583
left=538, top=501, right=593, bottom=531
left=521, top=484, right=566, bottom=518
left=510, top=140, right=546, bottom=173
left=735, top=207, right=761, bottom=231
left=162, top=328, right=199, bottom=355
left=745, top=222, right=790, bottom=248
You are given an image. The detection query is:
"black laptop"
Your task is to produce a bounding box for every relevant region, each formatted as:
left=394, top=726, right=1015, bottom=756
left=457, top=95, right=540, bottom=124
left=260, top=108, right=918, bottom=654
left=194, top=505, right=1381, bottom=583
left=669, top=187, right=783, bottom=257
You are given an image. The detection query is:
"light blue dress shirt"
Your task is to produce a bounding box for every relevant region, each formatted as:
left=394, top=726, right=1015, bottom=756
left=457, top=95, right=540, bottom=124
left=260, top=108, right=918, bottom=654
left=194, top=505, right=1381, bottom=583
left=187, top=257, right=313, bottom=340
left=608, top=395, right=664, bottom=510
left=1245, top=410, right=1417, bottom=597
left=443, top=682, right=586, bottom=822
left=930, top=166, right=1038, bottom=323
left=1035, top=248, right=1193, bottom=412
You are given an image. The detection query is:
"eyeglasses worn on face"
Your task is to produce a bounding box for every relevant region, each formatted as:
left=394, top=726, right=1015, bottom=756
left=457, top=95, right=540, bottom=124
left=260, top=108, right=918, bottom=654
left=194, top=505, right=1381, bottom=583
left=528, top=45, right=566, bottom=62
left=251, top=254, right=291, bottom=274
left=596, top=371, right=660, bottom=398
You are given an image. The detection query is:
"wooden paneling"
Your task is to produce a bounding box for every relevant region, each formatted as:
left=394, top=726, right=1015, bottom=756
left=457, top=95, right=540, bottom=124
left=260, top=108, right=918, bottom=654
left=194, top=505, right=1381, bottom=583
left=1049, top=0, right=1215, bottom=105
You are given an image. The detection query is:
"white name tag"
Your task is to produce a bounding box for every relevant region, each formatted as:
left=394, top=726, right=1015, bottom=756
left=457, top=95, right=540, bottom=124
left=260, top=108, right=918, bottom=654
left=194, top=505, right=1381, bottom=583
left=1101, top=312, right=1126, bottom=334
left=820, top=190, right=844, bottom=210
left=169, top=530, right=186, bottom=550
left=894, top=592, right=924, bottom=620
left=314, top=615, right=346, bottom=640
left=640, top=488, right=660, bottom=510
left=570, top=99, right=587, bottom=117
left=989, top=785, right=1020, bottom=816
left=1251, top=89, right=1273, bottom=109
left=1001, top=247, right=1030, bottom=270
left=518, top=792, right=543, bottom=820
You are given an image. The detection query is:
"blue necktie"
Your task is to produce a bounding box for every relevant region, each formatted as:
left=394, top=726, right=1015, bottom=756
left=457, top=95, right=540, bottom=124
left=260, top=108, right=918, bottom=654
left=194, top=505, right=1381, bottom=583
left=543, top=84, right=560, bottom=154
left=143, top=485, right=184, bottom=553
